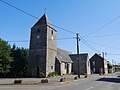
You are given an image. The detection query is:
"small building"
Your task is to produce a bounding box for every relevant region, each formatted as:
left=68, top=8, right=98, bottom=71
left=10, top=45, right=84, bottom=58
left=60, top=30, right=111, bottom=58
left=70, top=53, right=91, bottom=75
left=56, top=48, right=73, bottom=76
left=89, top=53, right=108, bottom=74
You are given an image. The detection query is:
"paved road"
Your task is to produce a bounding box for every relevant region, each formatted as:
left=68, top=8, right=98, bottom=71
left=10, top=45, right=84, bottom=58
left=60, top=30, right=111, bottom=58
left=0, top=73, right=120, bottom=90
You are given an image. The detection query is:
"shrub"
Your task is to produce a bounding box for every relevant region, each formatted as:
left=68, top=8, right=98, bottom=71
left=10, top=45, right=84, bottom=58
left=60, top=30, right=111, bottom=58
left=108, top=69, right=113, bottom=73
left=48, top=72, right=58, bottom=77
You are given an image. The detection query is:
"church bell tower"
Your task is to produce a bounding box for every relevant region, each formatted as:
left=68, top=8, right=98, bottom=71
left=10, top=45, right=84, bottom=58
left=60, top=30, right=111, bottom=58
left=28, top=14, right=57, bottom=77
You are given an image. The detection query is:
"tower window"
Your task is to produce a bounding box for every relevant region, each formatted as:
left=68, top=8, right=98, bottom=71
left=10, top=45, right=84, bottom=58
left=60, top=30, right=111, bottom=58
left=37, top=29, right=40, bottom=33
left=51, top=30, right=53, bottom=35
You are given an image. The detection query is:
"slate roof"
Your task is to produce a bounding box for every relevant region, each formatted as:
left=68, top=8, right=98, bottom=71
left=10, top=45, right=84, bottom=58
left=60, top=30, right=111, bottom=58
left=69, top=53, right=88, bottom=62
left=90, top=53, right=108, bottom=61
left=80, top=53, right=88, bottom=62
left=32, top=14, right=56, bottom=31
left=56, top=48, right=73, bottom=63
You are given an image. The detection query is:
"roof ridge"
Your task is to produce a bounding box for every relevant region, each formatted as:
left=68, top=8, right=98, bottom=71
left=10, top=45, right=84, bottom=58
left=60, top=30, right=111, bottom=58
left=32, top=14, right=54, bottom=28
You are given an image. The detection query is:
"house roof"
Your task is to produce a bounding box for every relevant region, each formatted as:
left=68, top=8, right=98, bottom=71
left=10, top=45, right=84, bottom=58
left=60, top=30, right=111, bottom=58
left=32, top=14, right=56, bottom=31
left=90, top=53, right=108, bottom=61
left=56, top=48, right=73, bottom=63
left=69, top=53, right=89, bottom=62
left=80, top=53, right=88, bottom=61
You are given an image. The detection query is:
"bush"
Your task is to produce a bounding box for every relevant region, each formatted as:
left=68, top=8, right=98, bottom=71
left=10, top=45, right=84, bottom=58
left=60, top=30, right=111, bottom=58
left=108, top=69, right=113, bottom=73
left=48, top=72, right=58, bottom=77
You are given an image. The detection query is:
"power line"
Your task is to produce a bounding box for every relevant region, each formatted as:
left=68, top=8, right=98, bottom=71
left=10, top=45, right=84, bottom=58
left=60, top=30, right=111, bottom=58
left=0, top=0, right=102, bottom=53
left=7, top=37, right=76, bottom=43
left=107, top=53, right=120, bottom=55
left=85, top=33, right=120, bottom=38
left=51, top=24, right=76, bottom=34
left=85, top=16, right=120, bottom=36
left=2, top=0, right=120, bottom=37
left=0, top=0, right=76, bottom=35
left=7, top=40, right=29, bottom=42
left=53, top=37, right=76, bottom=40
left=81, top=40, right=99, bottom=52
left=87, top=40, right=120, bottom=50
left=0, top=0, right=39, bottom=19
left=78, top=34, right=100, bottom=52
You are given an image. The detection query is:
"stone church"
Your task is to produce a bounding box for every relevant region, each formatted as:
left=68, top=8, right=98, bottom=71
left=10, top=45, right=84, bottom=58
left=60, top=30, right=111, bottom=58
left=27, top=14, right=73, bottom=77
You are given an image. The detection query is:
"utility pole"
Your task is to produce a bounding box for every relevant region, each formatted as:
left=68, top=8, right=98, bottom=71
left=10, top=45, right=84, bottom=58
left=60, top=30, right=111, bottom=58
left=76, top=33, right=80, bottom=78
left=102, top=52, right=104, bottom=59
left=112, top=59, right=114, bottom=72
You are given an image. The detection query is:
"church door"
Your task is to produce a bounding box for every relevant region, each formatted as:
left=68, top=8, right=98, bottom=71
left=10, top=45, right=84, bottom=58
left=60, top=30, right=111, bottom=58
left=67, top=63, right=69, bottom=74
left=37, top=66, right=39, bottom=77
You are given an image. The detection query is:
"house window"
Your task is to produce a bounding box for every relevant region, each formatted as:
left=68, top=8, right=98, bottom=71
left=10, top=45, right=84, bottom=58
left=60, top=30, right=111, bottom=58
left=51, top=30, right=53, bottom=35
left=99, top=68, right=103, bottom=74
left=93, top=68, right=96, bottom=72
left=51, top=66, right=53, bottom=69
left=93, top=61, right=95, bottom=66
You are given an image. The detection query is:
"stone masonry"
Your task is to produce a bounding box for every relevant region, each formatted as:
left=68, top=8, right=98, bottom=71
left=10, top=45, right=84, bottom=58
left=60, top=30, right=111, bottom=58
left=27, top=14, right=57, bottom=77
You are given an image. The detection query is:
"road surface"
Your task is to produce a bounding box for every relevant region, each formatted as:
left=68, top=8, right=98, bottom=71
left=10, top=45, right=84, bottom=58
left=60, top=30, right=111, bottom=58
left=0, top=72, right=120, bottom=90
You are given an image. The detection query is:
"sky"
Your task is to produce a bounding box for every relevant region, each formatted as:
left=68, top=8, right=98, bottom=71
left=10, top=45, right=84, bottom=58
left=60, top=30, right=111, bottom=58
left=0, top=0, right=120, bottom=64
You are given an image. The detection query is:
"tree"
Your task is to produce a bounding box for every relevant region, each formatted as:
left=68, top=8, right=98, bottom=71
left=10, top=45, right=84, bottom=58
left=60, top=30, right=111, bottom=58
left=0, top=38, right=13, bottom=77
left=10, top=44, right=28, bottom=77
left=107, top=62, right=113, bottom=73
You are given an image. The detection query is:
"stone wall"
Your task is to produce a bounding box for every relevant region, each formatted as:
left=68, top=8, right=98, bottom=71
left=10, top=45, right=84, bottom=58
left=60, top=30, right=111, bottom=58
left=46, top=26, right=57, bottom=76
